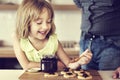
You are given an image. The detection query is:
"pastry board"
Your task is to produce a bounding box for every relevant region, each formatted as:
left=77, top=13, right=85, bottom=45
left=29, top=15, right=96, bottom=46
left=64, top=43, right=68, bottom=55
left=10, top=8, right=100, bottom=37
left=19, top=70, right=102, bottom=80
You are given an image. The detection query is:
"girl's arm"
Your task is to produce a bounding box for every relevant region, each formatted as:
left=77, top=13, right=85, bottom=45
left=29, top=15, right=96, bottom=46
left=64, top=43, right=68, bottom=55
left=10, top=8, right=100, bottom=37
left=56, top=41, right=92, bottom=69
left=56, top=41, right=71, bottom=67
left=13, top=34, right=40, bottom=70
left=68, top=49, right=93, bottom=69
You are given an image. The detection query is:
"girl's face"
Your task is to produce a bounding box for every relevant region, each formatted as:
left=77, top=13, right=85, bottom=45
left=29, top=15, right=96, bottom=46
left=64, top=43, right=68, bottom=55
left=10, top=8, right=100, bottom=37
left=29, top=8, right=52, bottom=40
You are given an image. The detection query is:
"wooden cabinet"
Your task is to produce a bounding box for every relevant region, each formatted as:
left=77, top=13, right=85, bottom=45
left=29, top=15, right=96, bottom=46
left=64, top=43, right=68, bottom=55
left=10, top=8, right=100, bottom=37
left=0, top=47, right=15, bottom=58
left=0, top=58, right=22, bottom=69
left=52, top=4, right=79, bottom=10
left=0, top=47, right=79, bottom=58
left=0, top=4, right=79, bottom=10
left=0, top=47, right=22, bottom=69
left=0, top=4, right=18, bottom=10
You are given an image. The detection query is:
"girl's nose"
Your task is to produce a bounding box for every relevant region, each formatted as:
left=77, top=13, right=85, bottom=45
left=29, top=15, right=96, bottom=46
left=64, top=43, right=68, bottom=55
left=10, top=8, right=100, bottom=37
left=42, top=22, right=48, bottom=29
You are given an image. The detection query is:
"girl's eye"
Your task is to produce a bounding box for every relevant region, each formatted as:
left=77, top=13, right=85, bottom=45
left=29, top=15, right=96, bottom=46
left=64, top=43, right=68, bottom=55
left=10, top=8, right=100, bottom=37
left=35, top=19, right=52, bottom=25
left=34, top=19, right=42, bottom=25
left=36, top=20, right=42, bottom=25
left=36, top=22, right=42, bottom=25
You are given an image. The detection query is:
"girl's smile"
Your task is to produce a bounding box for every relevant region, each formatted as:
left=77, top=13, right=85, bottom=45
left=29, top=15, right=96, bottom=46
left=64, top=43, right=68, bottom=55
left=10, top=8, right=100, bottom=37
left=37, top=30, right=47, bottom=37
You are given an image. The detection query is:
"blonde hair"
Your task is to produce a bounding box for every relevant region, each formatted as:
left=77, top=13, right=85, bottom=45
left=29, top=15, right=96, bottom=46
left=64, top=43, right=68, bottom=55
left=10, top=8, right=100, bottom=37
left=16, top=0, right=55, bottom=39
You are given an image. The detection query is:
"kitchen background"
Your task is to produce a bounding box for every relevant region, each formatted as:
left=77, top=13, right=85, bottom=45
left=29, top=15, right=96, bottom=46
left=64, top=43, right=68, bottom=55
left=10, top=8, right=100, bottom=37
left=0, top=0, right=82, bottom=69
left=0, top=0, right=82, bottom=46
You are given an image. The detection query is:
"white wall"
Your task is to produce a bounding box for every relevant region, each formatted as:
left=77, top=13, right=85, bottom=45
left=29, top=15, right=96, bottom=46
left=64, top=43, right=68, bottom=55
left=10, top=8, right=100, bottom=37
left=0, top=10, right=16, bottom=46
left=55, top=10, right=81, bottom=41
left=0, top=0, right=82, bottom=46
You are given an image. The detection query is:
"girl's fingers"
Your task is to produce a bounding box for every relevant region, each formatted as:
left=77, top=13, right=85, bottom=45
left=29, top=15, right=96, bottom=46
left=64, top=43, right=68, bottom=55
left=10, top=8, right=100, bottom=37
left=68, top=62, right=79, bottom=69
left=84, top=54, right=92, bottom=60
left=78, top=56, right=91, bottom=65
left=80, top=53, right=92, bottom=61
left=70, top=49, right=93, bottom=65
left=80, top=49, right=92, bottom=58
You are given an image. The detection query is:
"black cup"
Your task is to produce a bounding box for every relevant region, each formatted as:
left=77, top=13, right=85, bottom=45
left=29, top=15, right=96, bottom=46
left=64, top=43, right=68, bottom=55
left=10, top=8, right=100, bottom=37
left=41, top=55, right=58, bottom=73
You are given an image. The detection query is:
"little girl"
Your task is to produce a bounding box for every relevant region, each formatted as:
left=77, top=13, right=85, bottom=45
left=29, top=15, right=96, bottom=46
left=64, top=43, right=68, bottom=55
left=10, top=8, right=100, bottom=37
left=13, top=0, right=92, bottom=70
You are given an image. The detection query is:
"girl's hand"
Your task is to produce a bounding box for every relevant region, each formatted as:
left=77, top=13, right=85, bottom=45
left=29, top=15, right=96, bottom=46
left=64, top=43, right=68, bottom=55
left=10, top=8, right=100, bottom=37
left=77, top=49, right=92, bottom=65
left=112, top=67, right=120, bottom=79
left=68, top=62, right=80, bottom=69
left=68, top=49, right=92, bottom=69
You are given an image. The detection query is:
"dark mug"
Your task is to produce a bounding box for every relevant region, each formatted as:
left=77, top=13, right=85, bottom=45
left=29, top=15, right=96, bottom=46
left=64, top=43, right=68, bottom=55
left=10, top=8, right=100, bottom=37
left=41, top=55, right=58, bottom=73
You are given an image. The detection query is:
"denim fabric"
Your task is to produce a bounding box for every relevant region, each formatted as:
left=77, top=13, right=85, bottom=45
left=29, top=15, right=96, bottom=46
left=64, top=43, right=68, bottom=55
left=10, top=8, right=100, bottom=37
left=80, top=34, right=120, bottom=70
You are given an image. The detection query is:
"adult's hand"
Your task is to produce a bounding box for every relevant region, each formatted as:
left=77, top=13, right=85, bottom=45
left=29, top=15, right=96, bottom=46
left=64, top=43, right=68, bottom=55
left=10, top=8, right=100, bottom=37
left=112, top=67, right=120, bottom=79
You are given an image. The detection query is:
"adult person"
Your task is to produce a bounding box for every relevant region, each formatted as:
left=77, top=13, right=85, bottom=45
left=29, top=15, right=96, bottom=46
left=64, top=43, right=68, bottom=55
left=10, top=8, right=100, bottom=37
left=73, top=0, right=120, bottom=79
left=113, top=67, right=120, bottom=79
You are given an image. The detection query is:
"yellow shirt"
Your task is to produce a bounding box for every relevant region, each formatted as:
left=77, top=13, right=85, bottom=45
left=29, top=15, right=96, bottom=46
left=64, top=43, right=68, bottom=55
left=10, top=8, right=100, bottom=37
left=20, top=34, right=58, bottom=62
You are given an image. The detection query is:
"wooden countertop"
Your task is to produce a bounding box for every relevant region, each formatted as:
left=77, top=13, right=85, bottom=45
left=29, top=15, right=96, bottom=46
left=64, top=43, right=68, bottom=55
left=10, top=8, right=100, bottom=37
left=0, top=47, right=79, bottom=58
left=0, top=70, right=119, bottom=80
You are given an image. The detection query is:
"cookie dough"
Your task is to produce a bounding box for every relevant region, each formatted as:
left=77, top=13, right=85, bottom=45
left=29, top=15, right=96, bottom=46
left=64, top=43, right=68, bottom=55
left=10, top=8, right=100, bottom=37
left=77, top=71, right=92, bottom=80
left=61, top=68, right=72, bottom=74
left=44, top=72, right=59, bottom=77
left=63, top=72, right=76, bottom=78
